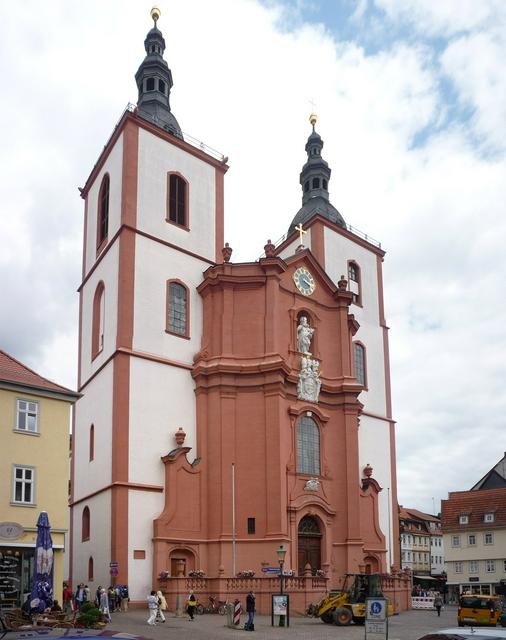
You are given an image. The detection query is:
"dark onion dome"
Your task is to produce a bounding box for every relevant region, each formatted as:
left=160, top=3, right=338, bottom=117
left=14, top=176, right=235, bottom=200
left=288, top=113, right=345, bottom=236
left=135, top=7, right=182, bottom=138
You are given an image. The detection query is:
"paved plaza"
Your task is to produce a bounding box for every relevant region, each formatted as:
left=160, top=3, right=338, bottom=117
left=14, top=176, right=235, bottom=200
left=104, top=605, right=459, bottom=640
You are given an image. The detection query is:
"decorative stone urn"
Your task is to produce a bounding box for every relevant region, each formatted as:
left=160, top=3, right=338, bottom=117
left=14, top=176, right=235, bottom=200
left=364, top=463, right=373, bottom=478
left=175, top=427, right=186, bottom=447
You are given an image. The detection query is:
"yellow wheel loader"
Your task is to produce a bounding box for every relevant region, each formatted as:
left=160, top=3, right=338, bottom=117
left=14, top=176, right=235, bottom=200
left=313, top=573, right=393, bottom=626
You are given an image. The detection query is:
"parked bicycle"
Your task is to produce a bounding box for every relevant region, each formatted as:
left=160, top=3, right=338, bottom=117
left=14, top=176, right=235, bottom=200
left=195, top=596, right=227, bottom=615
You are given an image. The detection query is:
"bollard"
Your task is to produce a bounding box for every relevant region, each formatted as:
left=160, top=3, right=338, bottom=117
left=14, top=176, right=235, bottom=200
left=234, top=599, right=241, bottom=626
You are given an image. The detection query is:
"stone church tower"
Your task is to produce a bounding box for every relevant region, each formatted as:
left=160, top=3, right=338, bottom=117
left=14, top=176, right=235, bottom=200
left=71, top=9, right=399, bottom=605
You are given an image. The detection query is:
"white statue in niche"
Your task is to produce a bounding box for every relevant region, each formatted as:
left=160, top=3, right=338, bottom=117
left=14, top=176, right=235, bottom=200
left=297, top=316, right=314, bottom=354
left=297, top=355, right=321, bottom=403
left=304, top=478, right=320, bottom=492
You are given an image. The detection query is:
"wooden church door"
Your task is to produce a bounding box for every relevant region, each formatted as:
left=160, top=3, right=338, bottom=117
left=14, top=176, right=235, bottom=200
left=297, top=516, right=322, bottom=575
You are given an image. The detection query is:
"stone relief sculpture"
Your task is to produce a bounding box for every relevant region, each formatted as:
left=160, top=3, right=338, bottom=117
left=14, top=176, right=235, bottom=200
left=304, top=478, right=320, bottom=492
left=297, top=355, right=321, bottom=403
left=297, top=316, right=314, bottom=354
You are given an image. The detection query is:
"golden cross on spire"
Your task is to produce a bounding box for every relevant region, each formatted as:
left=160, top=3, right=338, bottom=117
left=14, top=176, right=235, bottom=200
left=295, top=223, right=307, bottom=246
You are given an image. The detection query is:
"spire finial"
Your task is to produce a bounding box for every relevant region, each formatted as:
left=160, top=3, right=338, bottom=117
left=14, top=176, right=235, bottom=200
left=309, top=112, right=317, bottom=131
left=150, top=5, right=161, bottom=25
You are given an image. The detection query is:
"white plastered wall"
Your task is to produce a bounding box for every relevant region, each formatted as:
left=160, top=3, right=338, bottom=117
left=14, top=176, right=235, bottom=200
left=128, top=356, right=196, bottom=482
left=128, top=490, right=165, bottom=601
left=137, top=128, right=216, bottom=261
left=80, top=242, right=119, bottom=385
left=132, top=234, right=205, bottom=363
left=72, top=492, right=111, bottom=589
left=84, top=134, right=124, bottom=276
left=323, top=226, right=386, bottom=416
left=74, top=360, right=114, bottom=498
left=276, top=238, right=300, bottom=261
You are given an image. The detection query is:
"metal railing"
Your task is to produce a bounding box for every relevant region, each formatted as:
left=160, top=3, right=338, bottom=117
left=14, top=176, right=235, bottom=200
left=257, top=222, right=381, bottom=260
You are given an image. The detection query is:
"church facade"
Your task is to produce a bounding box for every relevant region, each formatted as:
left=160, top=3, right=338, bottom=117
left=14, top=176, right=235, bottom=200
left=70, top=10, right=400, bottom=604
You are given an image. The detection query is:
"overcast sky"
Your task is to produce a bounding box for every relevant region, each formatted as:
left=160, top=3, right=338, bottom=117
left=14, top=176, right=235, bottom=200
left=1, top=0, right=505, bottom=515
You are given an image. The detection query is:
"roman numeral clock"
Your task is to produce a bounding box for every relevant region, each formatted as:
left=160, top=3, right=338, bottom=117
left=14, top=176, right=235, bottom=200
left=293, top=267, right=315, bottom=296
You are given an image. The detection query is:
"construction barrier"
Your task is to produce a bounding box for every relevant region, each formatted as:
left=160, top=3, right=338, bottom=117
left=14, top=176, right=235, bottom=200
left=234, top=600, right=241, bottom=626
left=412, top=597, right=435, bottom=610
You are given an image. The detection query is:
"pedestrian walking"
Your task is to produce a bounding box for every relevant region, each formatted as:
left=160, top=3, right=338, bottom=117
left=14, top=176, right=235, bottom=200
left=108, top=586, right=116, bottom=612
left=187, top=590, right=197, bottom=620
left=245, top=590, right=256, bottom=631
left=120, top=585, right=129, bottom=612
left=147, top=590, right=158, bottom=626
left=62, top=583, right=73, bottom=615
left=75, top=583, right=87, bottom=609
left=156, top=590, right=167, bottom=622
left=99, top=588, right=112, bottom=623
left=434, top=593, right=443, bottom=617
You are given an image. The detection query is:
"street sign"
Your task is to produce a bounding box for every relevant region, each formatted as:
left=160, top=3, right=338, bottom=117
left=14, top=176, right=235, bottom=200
left=110, top=568, right=118, bottom=576
left=261, top=567, right=280, bottom=574
left=109, top=562, right=118, bottom=568
left=366, top=598, right=388, bottom=640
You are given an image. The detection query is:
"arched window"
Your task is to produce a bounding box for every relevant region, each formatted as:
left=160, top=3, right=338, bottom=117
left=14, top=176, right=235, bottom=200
left=89, top=424, right=94, bottom=462
left=97, top=174, right=110, bottom=248
left=312, top=177, right=320, bottom=189
left=166, top=280, right=189, bottom=338
left=166, top=173, right=188, bottom=228
left=354, top=342, right=367, bottom=387
left=91, top=281, right=105, bottom=358
left=82, top=506, right=90, bottom=542
left=347, top=260, right=361, bottom=304
left=146, top=77, right=155, bottom=91
left=88, top=557, right=94, bottom=582
left=296, top=415, right=320, bottom=475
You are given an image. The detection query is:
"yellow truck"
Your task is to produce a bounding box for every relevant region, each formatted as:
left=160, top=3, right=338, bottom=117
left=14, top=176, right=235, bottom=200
left=312, top=573, right=394, bottom=626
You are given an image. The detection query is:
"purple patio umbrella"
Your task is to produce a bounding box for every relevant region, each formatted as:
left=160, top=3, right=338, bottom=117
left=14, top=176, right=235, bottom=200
left=30, top=511, right=54, bottom=613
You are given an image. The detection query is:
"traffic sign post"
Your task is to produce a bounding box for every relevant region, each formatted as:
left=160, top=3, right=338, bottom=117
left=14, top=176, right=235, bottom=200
left=365, top=597, right=388, bottom=640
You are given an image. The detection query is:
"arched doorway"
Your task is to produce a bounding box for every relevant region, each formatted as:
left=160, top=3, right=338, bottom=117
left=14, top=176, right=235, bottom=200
left=298, top=515, right=322, bottom=575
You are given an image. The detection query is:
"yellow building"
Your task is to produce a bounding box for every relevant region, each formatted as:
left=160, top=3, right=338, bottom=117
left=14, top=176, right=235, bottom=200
left=0, top=349, right=78, bottom=608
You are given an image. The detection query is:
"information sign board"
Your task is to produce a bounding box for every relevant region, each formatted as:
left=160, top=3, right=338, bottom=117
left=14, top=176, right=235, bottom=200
left=365, top=597, right=388, bottom=640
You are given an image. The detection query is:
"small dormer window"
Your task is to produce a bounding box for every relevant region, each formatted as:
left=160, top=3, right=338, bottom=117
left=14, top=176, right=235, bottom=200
left=146, top=78, right=155, bottom=91
left=459, top=515, right=468, bottom=524
left=484, top=513, right=494, bottom=523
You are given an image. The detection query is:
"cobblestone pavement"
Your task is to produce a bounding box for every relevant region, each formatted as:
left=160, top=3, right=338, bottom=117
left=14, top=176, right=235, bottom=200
left=105, top=606, right=459, bottom=640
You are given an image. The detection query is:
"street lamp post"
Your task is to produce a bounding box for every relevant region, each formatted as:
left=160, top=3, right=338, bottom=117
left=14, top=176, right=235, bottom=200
left=276, top=544, right=287, bottom=627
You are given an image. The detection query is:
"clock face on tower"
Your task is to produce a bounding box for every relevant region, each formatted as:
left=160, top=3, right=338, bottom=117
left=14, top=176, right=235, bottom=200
left=293, top=267, right=315, bottom=296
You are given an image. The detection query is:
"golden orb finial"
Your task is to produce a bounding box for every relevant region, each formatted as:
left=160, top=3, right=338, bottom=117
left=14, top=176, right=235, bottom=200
left=309, top=112, right=318, bottom=127
left=151, top=6, right=161, bottom=23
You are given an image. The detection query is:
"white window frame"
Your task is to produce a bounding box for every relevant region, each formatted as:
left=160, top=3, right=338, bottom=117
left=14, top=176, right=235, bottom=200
left=486, top=559, right=495, bottom=573
left=484, top=532, right=494, bottom=545
left=484, top=513, right=494, bottom=523
left=468, top=534, right=476, bottom=546
left=452, top=535, right=461, bottom=547
left=469, top=560, right=479, bottom=574
left=12, top=465, right=36, bottom=505
left=459, top=515, right=468, bottom=524
left=15, top=399, right=39, bottom=433
left=455, top=561, right=463, bottom=574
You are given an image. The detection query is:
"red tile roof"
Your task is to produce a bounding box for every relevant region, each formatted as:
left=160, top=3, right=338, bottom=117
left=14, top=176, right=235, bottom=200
left=405, top=508, right=440, bottom=522
left=0, top=349, right=77, bottom=397
left=441, top=487, right=506, bottom=530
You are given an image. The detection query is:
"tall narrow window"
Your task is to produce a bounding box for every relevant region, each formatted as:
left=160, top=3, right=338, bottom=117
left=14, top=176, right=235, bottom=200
left=247, top=518, right=256, bottom=534
left=167, top=173, right=188, bottom=227
left=166, top=280, right=189, bottom=337
left=296, top=415, right=320, bottom=475
left=92, top=281, right=105, bottom=358
left=97, top=174, right=110, bottom=248
left=354, top=342, right=366, bottom=387
left=82, top=506, right=90, bottom=541
left=89, top=424, right=94, bottom=462
left=16, top=399, right=39, bottom=433
left=12, top=465, right=35, bottom=504
left=88, top=557, right=94, bottom=582
left=347, top=260, right=361, bottom=304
